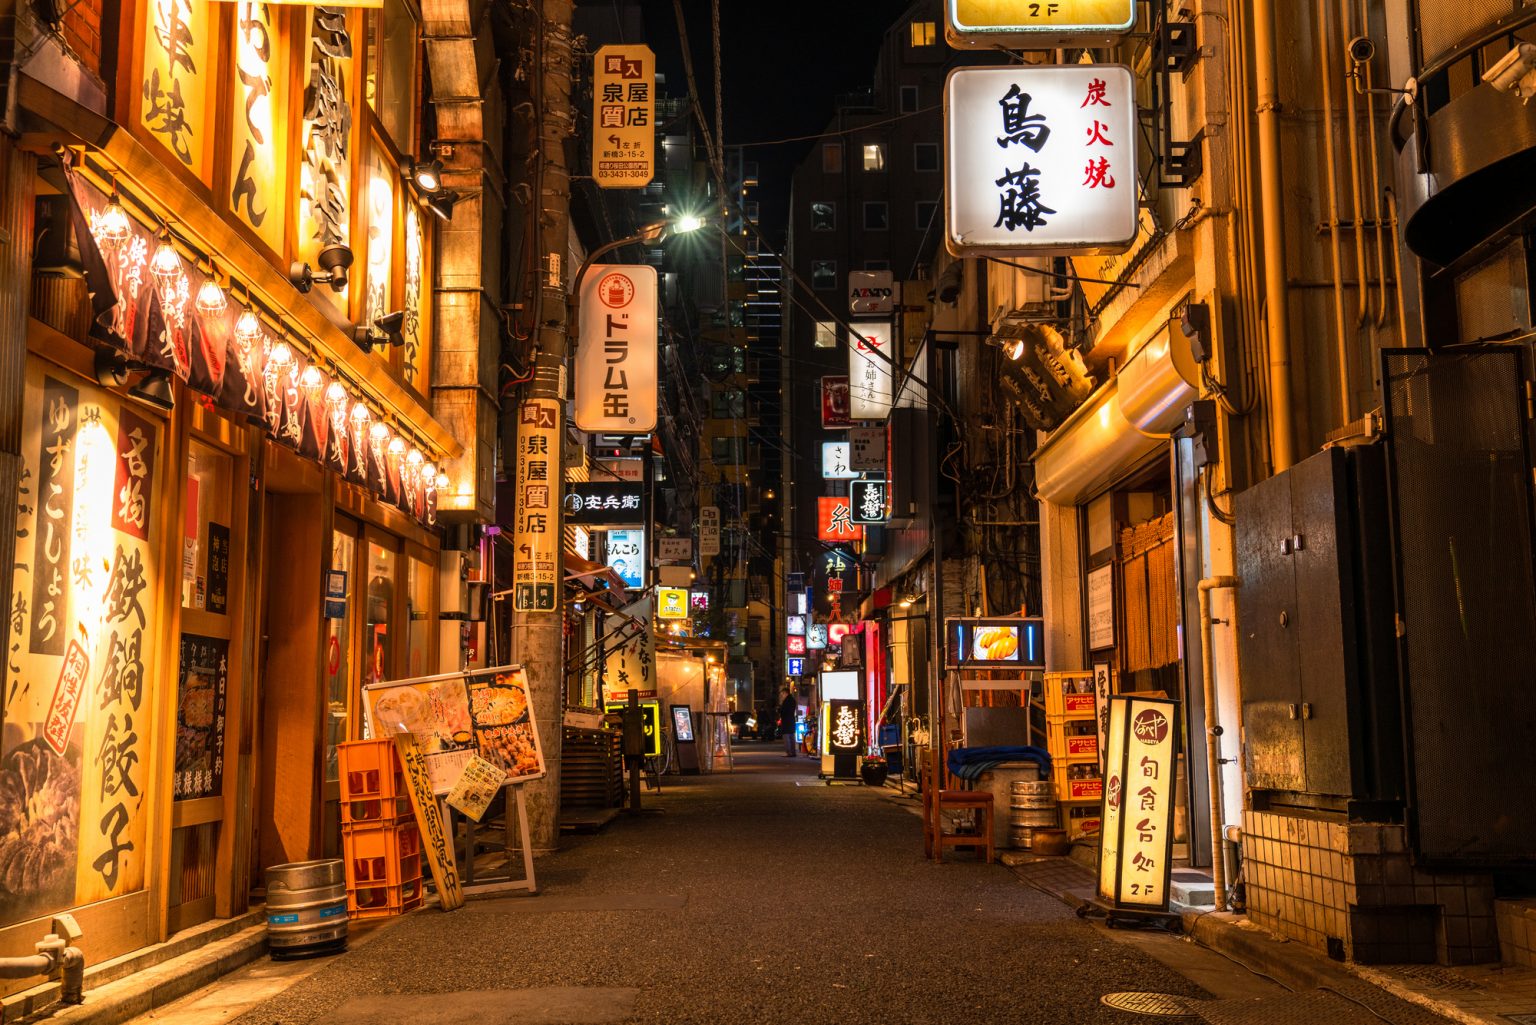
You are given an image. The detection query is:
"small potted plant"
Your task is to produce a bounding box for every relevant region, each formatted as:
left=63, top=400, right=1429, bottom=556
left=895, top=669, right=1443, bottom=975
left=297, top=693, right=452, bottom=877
left=860, top=755, right=888, bottom=787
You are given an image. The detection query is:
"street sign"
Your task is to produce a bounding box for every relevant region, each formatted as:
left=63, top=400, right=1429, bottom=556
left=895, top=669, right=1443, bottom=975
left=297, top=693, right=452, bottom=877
left=513, top=398, right=560, bottom=612
left=850, top=479, right=888, bottom=524
left=849, top=427, right=885, bottom=471
left=564, top=481, right=645, bottom=527
left=699, top=505, right=720, bottom=556
left=591, top=45, right=655, bottom=188
left=849, top=322, right=894, bottom=421
left=817, top=495, right=864, bottom=542
left=944, top=0, right=1135, bottom=49
left=848, top=269, right=895, bottom=315
left=1099, top=696, right=1177, bottom=910
left=576, top=265, right=658, bottom=433
left=945, top=65, right=1138, bottom=257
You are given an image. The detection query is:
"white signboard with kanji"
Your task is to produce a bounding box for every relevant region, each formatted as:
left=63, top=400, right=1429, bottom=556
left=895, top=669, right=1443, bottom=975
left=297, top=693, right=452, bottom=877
left=576, top=265, right=658, bottom=433
left=513, top=398, right=560, bottom=611
left=821, top=441, right=858, bottom=480
left=1098, top=695, right=1177, bottom=910
left=849, top=427, right=885, bottom=472
left=945, top=65, right=1137, bottom=256
left=850, top=479, right=889, bottom=524
left=657, top=538, right=692, bottom=562
left=591, top=45, right=655, bottom=188
left=848, top=321, right=894, bottom=421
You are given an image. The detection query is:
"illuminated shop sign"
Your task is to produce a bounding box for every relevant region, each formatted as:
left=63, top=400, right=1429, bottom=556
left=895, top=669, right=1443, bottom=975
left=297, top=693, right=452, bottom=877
left=1098, top=696, right=1177, bottom=910
left=944, top=0, right=1136, bottom=49
left=576, top=265, right=658, bottom=434
left=945, top=616, right=1045, bottom=669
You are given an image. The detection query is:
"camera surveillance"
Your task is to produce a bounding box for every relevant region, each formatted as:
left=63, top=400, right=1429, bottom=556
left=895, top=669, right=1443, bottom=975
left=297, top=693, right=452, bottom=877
left=1483, top=42, right=1536, bottom=103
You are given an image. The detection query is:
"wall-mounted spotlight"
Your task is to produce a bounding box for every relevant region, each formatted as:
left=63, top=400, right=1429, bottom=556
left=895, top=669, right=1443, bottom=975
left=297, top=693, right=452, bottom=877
left=288, top=244, right=354, bottom=294
left=352, top=311, right=407, bottom=353
left=95, top=348, right=177, bottom=411
left=425, top=190, right=459, bottom=222
left=407, top=158, right=444, bottom=193
left=94, top=349, right=130, bottom=387
left=130, top=369, right=176, bottom=411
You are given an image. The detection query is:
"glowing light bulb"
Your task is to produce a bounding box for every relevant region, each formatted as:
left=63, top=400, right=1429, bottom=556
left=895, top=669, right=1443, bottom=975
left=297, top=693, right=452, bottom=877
left=234, top=306, right=262, bottom=346
left=435, top=472, right=450, bottom=491
left=267, top=341, right=292, bottom=367
left=369, top=421, right=389, bottom=441
left=150, top=238, right=181, bottom=281
left=325, top=380, right=347, bottom=406
left=195, top=277, right=227, bottom=315
left=387, top=435, right=405, bottom=456
left=350, top=402, right=371, bottom=424
left=97, top=195, right=132, bottom=245
left=300, top=365, right=324, bottom=403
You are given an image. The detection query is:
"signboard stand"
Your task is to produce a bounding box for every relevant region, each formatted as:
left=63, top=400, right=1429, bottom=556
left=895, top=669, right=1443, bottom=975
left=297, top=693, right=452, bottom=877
left=449, top=783, right=539, bottom=898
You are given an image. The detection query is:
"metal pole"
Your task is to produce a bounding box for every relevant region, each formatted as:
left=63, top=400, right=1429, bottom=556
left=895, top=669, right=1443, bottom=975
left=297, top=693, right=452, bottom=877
left=512, top=0, right=574, bottom=852
left=1198, top=574, right=1239, bottom=910
left=1254, top=0, right=1296, bottom=471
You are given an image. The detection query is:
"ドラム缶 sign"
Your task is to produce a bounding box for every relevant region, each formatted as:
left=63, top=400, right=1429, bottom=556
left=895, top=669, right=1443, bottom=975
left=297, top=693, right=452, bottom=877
left=945, top=65, right=1138, bottom=257
left=1098, top=695, right=1177, bottom=911
left=945, top=0, right=1136, bottom=49
left=576, top=265, right=658, bottom=433
left=591, top=45, right=655, bottom=187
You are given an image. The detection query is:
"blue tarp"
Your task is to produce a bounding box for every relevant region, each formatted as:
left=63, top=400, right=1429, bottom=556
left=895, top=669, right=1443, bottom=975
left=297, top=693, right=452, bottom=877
left=946, top=745, right=1052, bottom=781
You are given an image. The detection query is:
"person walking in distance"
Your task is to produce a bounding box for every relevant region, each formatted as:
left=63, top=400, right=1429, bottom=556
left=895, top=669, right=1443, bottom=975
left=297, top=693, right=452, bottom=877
left=779, top=686, right=799, bottom=757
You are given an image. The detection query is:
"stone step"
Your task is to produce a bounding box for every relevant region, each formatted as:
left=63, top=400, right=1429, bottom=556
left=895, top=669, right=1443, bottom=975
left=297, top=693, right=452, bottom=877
left=1172, top=869, right=1216, bottom=909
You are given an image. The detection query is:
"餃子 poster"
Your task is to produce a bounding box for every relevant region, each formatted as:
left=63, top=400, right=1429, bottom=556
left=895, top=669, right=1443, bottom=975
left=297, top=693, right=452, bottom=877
left=466, top=667, right=546, bottom=784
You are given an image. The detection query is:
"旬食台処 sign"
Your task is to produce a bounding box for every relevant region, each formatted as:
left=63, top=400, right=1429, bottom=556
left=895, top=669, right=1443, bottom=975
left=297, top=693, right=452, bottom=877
left=945, top=0, right=1135, bottom=49
left=945, top=65, right=1137, bottom=256
left=1098, top=695, right=1177, bottom=910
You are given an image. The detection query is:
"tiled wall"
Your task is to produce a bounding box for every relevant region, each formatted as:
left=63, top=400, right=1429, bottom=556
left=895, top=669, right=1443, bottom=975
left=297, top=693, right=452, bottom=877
left=1497, top=901, right=1536, bottom=969
left=1243, top=810, right=1499, bottom=965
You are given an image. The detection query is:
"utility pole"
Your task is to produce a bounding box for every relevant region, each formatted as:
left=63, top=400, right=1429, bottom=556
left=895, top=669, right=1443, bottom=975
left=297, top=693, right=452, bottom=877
left=513, top=0, right=574, bottom=852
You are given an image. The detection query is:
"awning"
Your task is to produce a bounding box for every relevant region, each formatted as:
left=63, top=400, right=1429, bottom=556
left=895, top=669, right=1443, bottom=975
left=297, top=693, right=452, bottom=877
left=564, top=551, right=627, bottom=594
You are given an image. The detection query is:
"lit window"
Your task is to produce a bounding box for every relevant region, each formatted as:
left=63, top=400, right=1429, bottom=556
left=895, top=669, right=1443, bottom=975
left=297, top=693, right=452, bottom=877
left=814, top=321, right=838, bottom=348
left=822, top=142, right=843, bottom=173
left=863, top=202, right=888, bottom=231
left=812, top=260, right=836, bottom=291
left=914, top=143, right=940, bottom=173
left=862, top=144, right=885, bottom=172
left=910, top=20, right=936, bottom=46
left=811, top=201, right=836, bottom=231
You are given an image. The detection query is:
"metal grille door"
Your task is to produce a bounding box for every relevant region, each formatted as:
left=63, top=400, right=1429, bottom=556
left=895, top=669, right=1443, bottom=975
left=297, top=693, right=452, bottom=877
left=1382, top=348, right=1536, bottom=865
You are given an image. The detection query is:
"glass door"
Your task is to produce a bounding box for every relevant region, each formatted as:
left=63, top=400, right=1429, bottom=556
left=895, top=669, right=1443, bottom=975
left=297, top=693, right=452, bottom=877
left=320, top=517, right=360, bottom=858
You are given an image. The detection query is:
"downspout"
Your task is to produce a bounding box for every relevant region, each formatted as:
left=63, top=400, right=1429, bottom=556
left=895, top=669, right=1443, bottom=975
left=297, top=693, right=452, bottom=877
left=1198, top=574, right=1240, bottom=911
left=1317, top=0, right=1354, bottom=427
left=1340, top=1, right=1370, bottom=331
left=1253, top=0, right=1295, bottom=471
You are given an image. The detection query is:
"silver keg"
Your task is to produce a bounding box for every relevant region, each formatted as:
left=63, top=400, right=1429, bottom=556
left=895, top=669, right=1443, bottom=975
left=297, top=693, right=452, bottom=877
left=1009, top=779, right=1059, bottom=849
left=265, top=859, right=348, bottom=959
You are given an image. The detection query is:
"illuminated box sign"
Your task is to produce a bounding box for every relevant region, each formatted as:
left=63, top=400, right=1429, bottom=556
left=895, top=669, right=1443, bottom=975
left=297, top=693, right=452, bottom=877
left=828, top=699, right=863, bottom=753
left=513, top=398, right=561, bottom=612
left=807, top=624, right=828, bottom=650
left=690, top=590, right=709, bottom=611
left=786, top=656, right=806, bottom=677
left=848, top=269, right=895, bottom=315
left=821, top=441, right=859, bottom=480
left=657, top=587, right=689, bottom=619
left=671, top=705, right=694, bottom=743
left=787, top=635, right=806, bottom=655
left=591, top=45, right=656, bottom=188
left=817, top=496, right=864, bottom=542
left=1098, top=696, right=1177, bottom=911
left=605, top=699, right=662, bottom=757
left=576, top=265, right=658, bottom=434
left=827, top=623, right=851, bottom=646
left=944, top=0, right=1136, bottom=49
left=564, top=481, right=645, bottom=527
left=945, top=65, right=1138, bottom=257
left=848, top=322, right=894, bottom=421
left=787, top=615, right=806, bottom=636
left=606, top=528, right=645, bottom=590
left=821, top=376, right=852, bottom=428
left=850, top=479, right=888, bottom=524
left=945, top=616, right=1045, bottom=668
left=849, top=427, right=885, bottom=472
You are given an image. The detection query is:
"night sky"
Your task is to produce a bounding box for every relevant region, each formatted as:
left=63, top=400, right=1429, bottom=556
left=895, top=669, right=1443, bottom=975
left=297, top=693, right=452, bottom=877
left=636, top=0, right=912, bottom=240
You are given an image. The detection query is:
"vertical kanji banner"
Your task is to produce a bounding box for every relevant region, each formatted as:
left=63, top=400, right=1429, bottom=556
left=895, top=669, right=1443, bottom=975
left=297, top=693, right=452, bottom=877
left=1098, top=695, right=1177, bottom=910
left=591, top=45, right=655, bottom=188
left=513, top=398, right=560, bottom=612
left=575, top=265, right=658, bottom=434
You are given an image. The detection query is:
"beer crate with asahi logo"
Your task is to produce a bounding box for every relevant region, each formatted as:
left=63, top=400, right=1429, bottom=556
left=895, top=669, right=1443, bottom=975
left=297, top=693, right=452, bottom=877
left=1097, top=695, right=1177, bottom=912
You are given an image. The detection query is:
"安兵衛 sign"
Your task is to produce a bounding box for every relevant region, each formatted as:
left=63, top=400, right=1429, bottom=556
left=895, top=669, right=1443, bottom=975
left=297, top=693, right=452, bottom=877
left=945, top=65, right=1137, bottom=257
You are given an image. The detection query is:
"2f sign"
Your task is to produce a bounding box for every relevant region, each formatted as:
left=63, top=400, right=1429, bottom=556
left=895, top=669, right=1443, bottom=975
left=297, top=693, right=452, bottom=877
left=945, top=0, right=1136, bottom=49
left=945, top=65, right=1137, bottom=256
left=577, top=266, right=658, bottom=433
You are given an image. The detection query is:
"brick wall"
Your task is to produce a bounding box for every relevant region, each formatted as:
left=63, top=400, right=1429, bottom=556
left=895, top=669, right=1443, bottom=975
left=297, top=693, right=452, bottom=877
left=1243, top=810, right=1499, bottom=966
left=61, top=0, right=104, bottom=78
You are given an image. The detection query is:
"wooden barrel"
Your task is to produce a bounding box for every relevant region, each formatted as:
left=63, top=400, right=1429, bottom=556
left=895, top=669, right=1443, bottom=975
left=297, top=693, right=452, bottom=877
left=266, top=859, right=348, bottom=959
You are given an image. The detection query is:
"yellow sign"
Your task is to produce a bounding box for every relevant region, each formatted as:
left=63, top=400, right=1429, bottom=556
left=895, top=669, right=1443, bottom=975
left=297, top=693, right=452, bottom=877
left=140, top=0, right=212, bottom=173
left=228, top=1, right=287, bottom=252
left=512, top=399, right=560, bottom=612
left=657, top=587, right=688, bottom=620
left=393, top=734, right=464, bottom=911
left=591, top=45, right=655, bottom=188
left=946, top=0, right=1135, bottom=48
left=1097, top=696, right=1177, bottom=910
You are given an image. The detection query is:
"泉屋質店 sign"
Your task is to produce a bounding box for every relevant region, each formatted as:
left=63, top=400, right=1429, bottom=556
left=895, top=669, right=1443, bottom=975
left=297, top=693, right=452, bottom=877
left=945, top=65, right=1138, bottom=257
left=1098, top=695, right=1177, bottom=911
left=590, top=45, right=656, bottom=188
left=575, top=265, right=658, bottom=434
left=513, top=398, right=560, bottom=612
left=944, top=0, right=1136, bottom=49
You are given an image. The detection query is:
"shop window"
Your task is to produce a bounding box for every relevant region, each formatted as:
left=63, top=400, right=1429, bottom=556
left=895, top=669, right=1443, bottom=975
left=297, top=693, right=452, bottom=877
left=864, top=202, right=889, bottom=231
left=812, top=260, right=837, bottom=291
left=324, top=528, right=356, bottom=781
left=862, top=143, right=886, bottom=172
left=914, top=143, right=939, bottom=172
left=365, top=0, right=419, bottom=155
left=822, top=142, right=843, bottom=173
left=910, top=20, right=936, bottom=46
left=814, top=321, right=838, bottom=348
left=810, top=201, right=836, bottom=231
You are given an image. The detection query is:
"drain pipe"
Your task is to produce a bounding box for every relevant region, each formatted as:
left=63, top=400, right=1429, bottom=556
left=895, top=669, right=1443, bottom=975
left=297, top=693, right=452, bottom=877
left=0, top=916, right=85, bottom=1004
left=1198, top=575, right=1240, bottom=910
left=1253, top=0, right=1295, bottom=471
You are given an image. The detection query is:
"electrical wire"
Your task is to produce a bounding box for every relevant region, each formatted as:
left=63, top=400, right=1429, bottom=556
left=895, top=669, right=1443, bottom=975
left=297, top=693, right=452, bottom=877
left=733, top=105, right=942, bottom=147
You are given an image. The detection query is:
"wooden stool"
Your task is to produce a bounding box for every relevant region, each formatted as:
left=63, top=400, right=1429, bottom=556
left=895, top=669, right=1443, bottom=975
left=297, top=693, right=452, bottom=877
left=922, top=752, right=995, bottom=864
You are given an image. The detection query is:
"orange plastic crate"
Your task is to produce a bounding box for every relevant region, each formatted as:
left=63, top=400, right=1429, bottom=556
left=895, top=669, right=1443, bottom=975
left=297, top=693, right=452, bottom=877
left=342, top=821, right=423, bottom=889
left=337, top=739, right=406, bottom=802
left=341, top=794, right=414, bottom=825
left=347, top=877, right=424, bottom=919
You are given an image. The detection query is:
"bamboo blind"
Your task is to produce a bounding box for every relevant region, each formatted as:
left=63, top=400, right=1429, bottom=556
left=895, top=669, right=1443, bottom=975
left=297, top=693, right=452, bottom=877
left=1117, top=513, right=1178, bottom=673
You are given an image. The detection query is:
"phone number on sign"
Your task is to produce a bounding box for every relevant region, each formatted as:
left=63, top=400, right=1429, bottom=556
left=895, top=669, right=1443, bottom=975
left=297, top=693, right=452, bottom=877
left=597, top=164, right=651, bottom=178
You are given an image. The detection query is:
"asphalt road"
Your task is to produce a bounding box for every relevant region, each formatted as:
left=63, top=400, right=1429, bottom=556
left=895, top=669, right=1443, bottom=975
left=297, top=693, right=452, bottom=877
left=228, top=747, right=1211, bottom=1025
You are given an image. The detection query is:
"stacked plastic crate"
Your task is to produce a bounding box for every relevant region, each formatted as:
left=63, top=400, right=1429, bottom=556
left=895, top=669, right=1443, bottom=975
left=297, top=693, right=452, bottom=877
left=1043, top=671, right=1103, bottom=841
left=338, top=739, right=424, bottom=918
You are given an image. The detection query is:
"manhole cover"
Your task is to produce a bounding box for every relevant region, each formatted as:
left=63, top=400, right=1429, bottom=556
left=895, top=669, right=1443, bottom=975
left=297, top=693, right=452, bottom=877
left=1100, top=992, right=1198, bottom=1018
